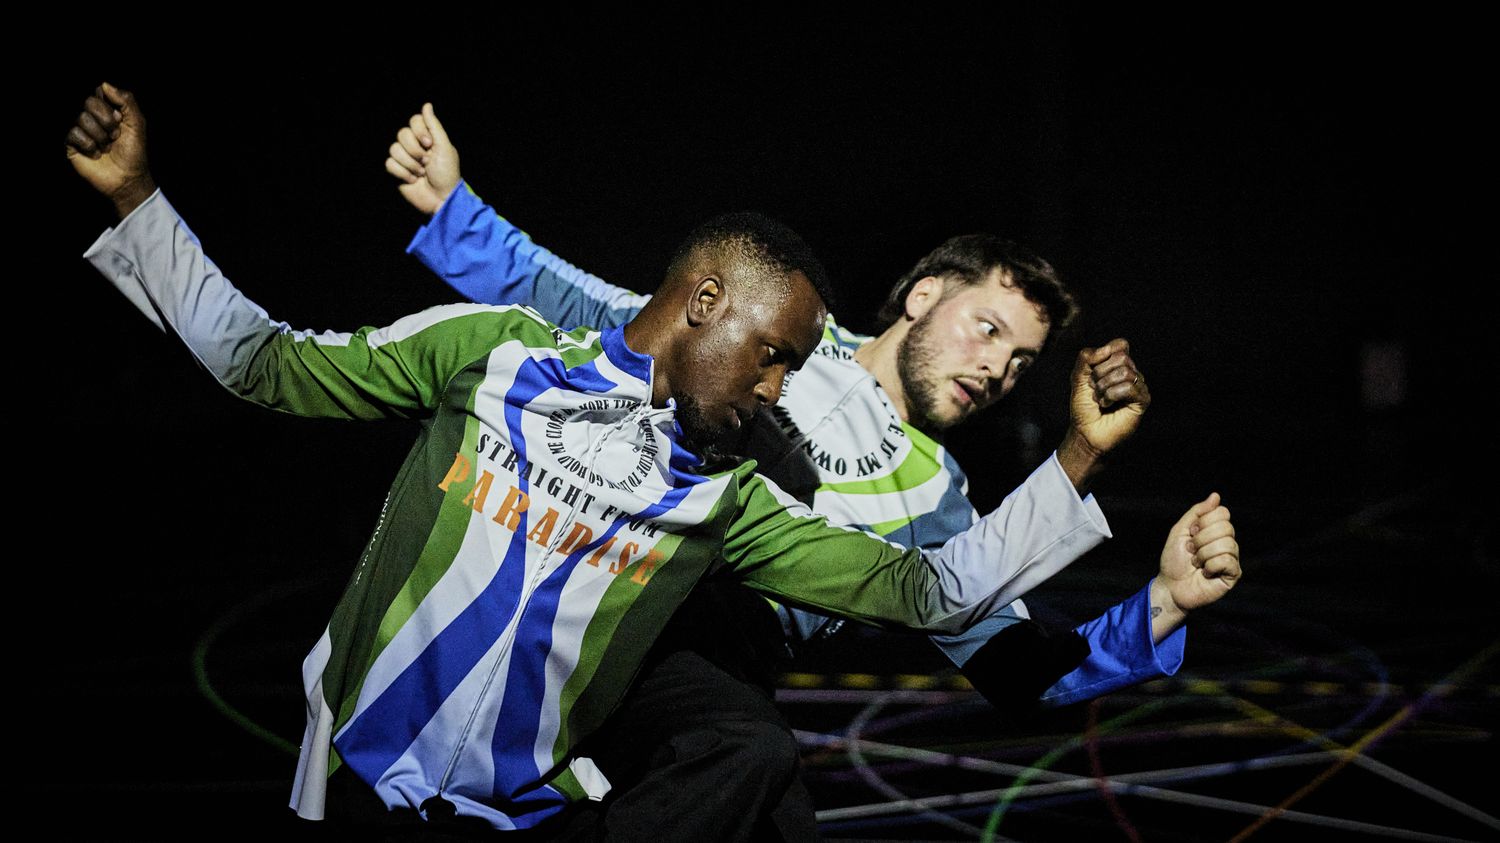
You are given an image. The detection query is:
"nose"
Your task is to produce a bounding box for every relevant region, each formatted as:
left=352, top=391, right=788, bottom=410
left=978, top=341, right=1011, bottom=378
left=995, top=369, right=1018, bottom=400
left=979, top=343, right=1014, bottom=399
left=754, top=370, right=785, bottom=406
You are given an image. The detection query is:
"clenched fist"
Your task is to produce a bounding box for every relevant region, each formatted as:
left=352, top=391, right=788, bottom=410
left=65, top=82, right=155, bottom=218
left=385, top=103, right=461, bottom=215
left=1057, top=338, right=1149, bottom=490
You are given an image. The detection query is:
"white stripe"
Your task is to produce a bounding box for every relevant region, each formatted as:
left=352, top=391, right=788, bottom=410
left=531, top=558, right=621, bottom=775
left=291, top=629, right=335, bottom=819
left=364, top=302, right=505, bottom=348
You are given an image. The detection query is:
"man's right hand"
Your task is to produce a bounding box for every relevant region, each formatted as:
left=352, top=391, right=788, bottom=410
left=1057, top=338, right=1149, bottom=491
left=65, top=83, right=155, bottom=219
left=386, top=103, right=461, bottom=215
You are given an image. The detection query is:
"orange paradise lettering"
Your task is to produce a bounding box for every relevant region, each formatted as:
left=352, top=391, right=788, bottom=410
left=630, top=548, right=666, bottom=585
left=437, top=453, right=472, bottom=491
left=557, top=522, right=594, bottom=556
left=584, top=537, right=617, bottom=568
left=492, top=486, right=530, bottom=531
left=438, top=451, right=666, bottom=586
left=464, top=470, right=496, bottom=512
left=526, top=507, right=560, bottom=546
left=609, top=542, right=639, bottom=575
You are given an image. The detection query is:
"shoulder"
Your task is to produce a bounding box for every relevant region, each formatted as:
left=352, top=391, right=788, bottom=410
left=367, top=304, right=614, bottom=376
left=817, top=313, right=871, bottom=360
left=792, top=313, right=876, bottom=390
left=365, top=302, right=561, bottom=346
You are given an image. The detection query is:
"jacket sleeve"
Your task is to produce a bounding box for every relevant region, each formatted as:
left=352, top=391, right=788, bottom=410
left=407, top=181, right=649, bottom=330
left=720, top=454, right=1111, bottom=633
left=85, top=189, right=525, bottom=420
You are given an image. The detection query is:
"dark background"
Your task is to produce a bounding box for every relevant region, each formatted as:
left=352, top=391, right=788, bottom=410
left=35, top=11, right=1493, bottom=840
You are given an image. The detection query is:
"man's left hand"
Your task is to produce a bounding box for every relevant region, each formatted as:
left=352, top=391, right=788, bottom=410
left=1150, top=492, right=1242, bottom=640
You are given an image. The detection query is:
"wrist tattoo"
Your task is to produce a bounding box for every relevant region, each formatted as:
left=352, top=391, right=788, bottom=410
left=1151, top=605, right=1163, bottom=619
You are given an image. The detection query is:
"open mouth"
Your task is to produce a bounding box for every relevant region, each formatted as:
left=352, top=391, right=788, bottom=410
left=953, top=378, right=986, bottom=406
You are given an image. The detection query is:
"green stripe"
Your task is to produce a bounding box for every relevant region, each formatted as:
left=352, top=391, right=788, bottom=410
left=816, top=423, right=943, bottom=496
left=247, top=309, right=526, bottom=419
left=549, top=530, right=686, bottom=763
left=550, top=768, right=586, bottom=802
left=329, top=379, right=486, bottom=735
left=558, top=323, right=609, bottom=370
left=867, top=514, right=917, bottom=536
left=725, top=470, right=933, bottom=627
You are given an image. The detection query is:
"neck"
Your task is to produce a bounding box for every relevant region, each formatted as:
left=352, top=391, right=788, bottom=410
left=852, top=325, right=911, bottom=423
left=622, top=310, right=675, bottom=407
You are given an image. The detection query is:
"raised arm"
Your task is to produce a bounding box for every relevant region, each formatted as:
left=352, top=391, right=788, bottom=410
left=721, top=453, right=1111, bottom=634
left=70, top=84, right=520, bottom=420
left=951, top=493, right=1242, bottom=713
left=386, top=105, right=649, bottom=330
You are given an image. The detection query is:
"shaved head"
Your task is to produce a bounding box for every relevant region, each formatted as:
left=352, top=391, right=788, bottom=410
left=623, top=212, right=831, bottom=467
left=663, top=211, right=836, bottom=310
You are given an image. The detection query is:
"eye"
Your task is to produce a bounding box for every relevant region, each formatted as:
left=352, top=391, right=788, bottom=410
left=1009, top=356, right=1033, bottom=375
left=762, top=346, right=783, bottom=366
left=978, top=320, right=998, bottom=338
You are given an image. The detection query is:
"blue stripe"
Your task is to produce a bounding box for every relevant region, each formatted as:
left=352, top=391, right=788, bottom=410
left=486, top=517, right=629, bottom=824
left=599, top=325, right=654, bottom=383
left=886, top=449, right=974, bottom=552
left=483, top=354, right=621, bottom=814
left=484, top=355, right=622, bottom=823
left=485, top=474, right=697, bottom=826
left=668, top=412, right=711, bottom=480
left=333, top=513, right=531, bottom=782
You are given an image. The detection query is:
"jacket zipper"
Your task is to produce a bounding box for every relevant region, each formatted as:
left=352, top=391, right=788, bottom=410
left=435, top=400, right=650, bottom=797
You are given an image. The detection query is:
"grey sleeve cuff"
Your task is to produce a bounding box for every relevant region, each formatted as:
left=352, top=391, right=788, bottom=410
left=83, top=188, right=171, bottom=332
left=922, top=451, right=1113, bottom=633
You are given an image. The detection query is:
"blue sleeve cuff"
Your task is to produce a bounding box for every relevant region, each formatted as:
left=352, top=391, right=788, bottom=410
left=404, top=180, right=536, bottom=307
left=1039, top=578, right=1186, bottom=708
left=407, top=179, right=485, bottom=255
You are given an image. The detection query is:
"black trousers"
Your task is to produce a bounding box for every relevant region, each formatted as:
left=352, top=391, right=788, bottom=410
left=567, top=646, right=818, bottom=842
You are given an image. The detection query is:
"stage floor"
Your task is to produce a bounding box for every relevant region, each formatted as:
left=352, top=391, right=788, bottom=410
left=33, top=486, right=1495, bottom=841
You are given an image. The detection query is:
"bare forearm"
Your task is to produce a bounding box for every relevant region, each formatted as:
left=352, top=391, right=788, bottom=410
left=111, top=174, right=157, bottom=219
left=1148, top=576, right=1188, bottom=643
left=1056, top=429, right=1104, bottom=494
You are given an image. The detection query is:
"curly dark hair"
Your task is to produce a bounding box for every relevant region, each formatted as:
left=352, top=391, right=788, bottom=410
left=874, top=234, right=1076, bottom=332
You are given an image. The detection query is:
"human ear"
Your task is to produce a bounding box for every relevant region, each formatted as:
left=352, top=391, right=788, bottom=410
left=904, top=276, right=945, bottom=321
left=686, top=277, right=723, bottom=327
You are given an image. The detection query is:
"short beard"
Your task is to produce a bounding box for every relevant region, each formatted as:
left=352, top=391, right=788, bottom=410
left=674, top=392, right=740, bottom=470
left=895, top=311, right=949, bottom=435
